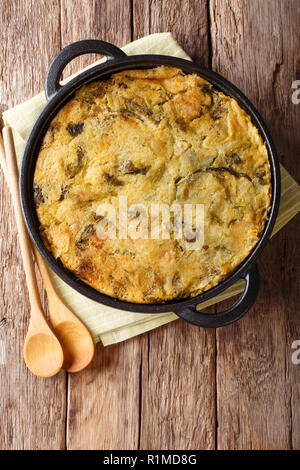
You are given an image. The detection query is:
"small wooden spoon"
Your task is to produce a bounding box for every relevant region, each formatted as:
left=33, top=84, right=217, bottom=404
left=2, top=127, right=64, bottom=377
left=33, top=247, right=95, bottom=372
left=1, top=128, right=95, bottom=373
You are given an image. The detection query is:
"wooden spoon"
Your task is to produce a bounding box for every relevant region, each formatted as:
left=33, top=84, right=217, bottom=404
left=1, top=128, right=95, bottom=373
left=33, top=247, right=95, bottom=372
left=2, top=127, right=64, bottom=377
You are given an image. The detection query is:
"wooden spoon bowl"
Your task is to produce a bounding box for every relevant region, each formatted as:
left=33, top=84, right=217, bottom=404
left=54, top=321, right=95, bottom=372
left=24, top=329, right=64, bottom=378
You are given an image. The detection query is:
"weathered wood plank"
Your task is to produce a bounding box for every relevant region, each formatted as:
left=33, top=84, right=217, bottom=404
left=67, top=340, right=141, bottom=450
left=210, top=0, right=300, bottom=449
left=133, top=0, right=216, bottom=450
left=60, top=0, right=141, bottom=450
left=139, top=321, right=216, bottom=450
left=60, top=0, right=132, bottom=78
left=133, top=0, right=210, bottom=66
left=1, top=0, right=298, bottom=451
left=0, top=0, right=66, bottom=450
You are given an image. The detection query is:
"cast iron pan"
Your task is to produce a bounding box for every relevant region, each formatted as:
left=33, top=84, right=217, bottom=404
left=20, top=40, right=281, bottom=328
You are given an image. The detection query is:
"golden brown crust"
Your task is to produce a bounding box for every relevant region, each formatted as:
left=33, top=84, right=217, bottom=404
left=34, top=66, right=271, bottom=303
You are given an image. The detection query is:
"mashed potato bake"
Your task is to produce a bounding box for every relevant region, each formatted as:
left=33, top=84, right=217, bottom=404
left=34, top=66, right=271, bottom=303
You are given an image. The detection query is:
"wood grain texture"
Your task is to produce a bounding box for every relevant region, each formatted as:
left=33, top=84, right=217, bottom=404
left=133, top=0, right=210, bottom=66
left=59, top=0, right=141, bottom=450
left=60, top=0, right=131, bottom=78
left=0, top=0, right=66, bottom=450
left=133, top=0, right=216, bottom=450
left=210, top=0, right=300, bottom=450
left=0, top=0, right=299, bottom=450
left=139, top=321, right=216, bottom=450
left=67, top=340, right=141, bottom=450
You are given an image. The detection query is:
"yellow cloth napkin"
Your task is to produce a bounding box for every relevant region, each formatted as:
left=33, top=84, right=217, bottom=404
left=3, top=33, right=300, bottom=346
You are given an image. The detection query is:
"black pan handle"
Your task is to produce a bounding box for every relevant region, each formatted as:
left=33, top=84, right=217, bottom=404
left=45, top=39, right=127, bottom=101
left=175, top=263, right=260, bottom=328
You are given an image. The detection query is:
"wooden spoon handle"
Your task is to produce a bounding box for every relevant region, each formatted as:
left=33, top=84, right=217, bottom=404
left=1, top=131, right=65, bottom=313
left=32, top=245, right=58, bottom=298
left=0, top=133, right=8, bottom=181
left=0, top=133, right=61, bottom=304
left=2, top=127, right=42, bottom=314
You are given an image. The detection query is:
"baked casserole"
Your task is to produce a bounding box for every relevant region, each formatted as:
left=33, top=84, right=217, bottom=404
left=33, top=66, right=271, bottom=303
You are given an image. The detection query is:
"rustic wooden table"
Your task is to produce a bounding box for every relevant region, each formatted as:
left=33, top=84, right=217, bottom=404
left=0, top=0, right=299, bottom=450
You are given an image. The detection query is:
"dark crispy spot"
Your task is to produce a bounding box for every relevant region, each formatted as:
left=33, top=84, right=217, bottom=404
left=191, top=168, right=203, bottom=176
left=206, top=166, right=252, bottom=182
left=175, top=119, right=187, bottom=131
left=174, top=176, right=183, bottom=184
left=33, top=184, right=44, bottom=206
left=117, top=82, right=128, bottom=89
left=124, top=98, right=160, bottom=124
left=171, top=273, right=185, bottom=297
left=229, top=153, right=242, bottom=164
left=174, top=241, right=184, bottom=253
left=76, top=224, right=95, bottom=250
left=91, top=85, right=106, bottom=99
left=49, top=123, right=60, bottom=134
left=93, top=213, right=104, bottom=222
left=256, top=170, right=266, bottom=185
left=82, top=224, right=95, bottom=236
left=77, top=260, right=96, bottom=280
left=123, top=161, right=150, bottom=175
left=66, top=122, right=84, bottom=137
left=211, top=214, right=222, bottom=225
left=128, top=99, right=153, bottom=116
left=103, top=173, right=124, bottom=186
left=65, top=165, right=76, bottom=179
left=65, top=147, right=85, bottom=178
left=236, top=172, right=252, bottom=182
left=77, top=146, right=85, bottom=163
left=59, top=185, right=70, bottom=201
left=201, top=85, right=211, bottom=94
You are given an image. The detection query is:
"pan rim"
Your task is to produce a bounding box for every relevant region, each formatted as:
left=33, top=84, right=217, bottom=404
left=20, top=54, right=281, bottom=314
